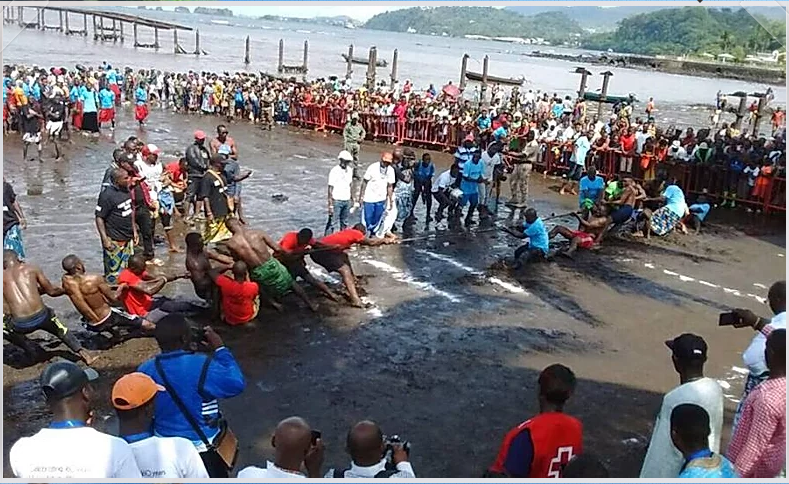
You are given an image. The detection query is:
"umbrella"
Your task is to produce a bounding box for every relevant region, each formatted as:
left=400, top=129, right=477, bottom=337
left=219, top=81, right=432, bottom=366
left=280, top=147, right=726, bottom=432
left=442, top=83, right=460, bottom=98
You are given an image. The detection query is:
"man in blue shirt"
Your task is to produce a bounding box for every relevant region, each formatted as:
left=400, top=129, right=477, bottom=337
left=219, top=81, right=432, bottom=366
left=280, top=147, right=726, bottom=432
left=460, top=151, right=485, bottom=227
left=644, top=178, right=687, bottom=239
left=683, top=195, right=710, bottom=234
left=671, top=404, right=738, bottom=478
left=138, top=313, right=245, bottom=478
left=506, top=208, right=549, bottom=269
left=576, top=166, right=605, bottom=215
left=477, top=109, right=492, bottom=131
left=135, top=82, right=149, bottom=127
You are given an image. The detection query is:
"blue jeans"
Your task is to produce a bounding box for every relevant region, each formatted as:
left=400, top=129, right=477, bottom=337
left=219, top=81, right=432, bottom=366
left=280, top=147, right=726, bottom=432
left=325, top=200, right=351, bottom=235
left=363, top=201, right=386, bottom=234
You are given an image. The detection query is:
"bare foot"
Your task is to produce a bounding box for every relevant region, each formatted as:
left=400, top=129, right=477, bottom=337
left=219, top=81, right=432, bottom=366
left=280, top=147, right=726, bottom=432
left=350, top=298, right=364, bottom=308
left=169, top=246, right=184, bottom=253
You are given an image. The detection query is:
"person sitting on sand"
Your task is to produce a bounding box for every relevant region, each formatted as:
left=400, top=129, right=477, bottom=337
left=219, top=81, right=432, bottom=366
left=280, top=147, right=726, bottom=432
left=311, top=224, right=395, bottom=308
left=184, top=232, right=234, bottom=315
left=117, top=253, right=194, bottom=322
left=213, top=261, right=259, bottom=326
left=640, top=178, right=687, bottom=240
left=503, top=208, right=550, bottom=269
left=224, top=218, right=318, bottom=312
left=3, top=250, right=98, bottom=364
left=61, top=254, right=155, bottom=336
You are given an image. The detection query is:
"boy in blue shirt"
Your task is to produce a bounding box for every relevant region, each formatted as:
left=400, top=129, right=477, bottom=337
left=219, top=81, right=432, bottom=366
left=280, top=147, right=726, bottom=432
left=460, top=151, right=485, bottom=227
left=671, top=404, right=738, bottom=478
left=505, top=208, right=549, bottom=268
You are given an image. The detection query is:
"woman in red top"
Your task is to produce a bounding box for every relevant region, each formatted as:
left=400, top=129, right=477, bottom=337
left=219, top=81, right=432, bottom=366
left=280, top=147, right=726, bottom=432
left=619, top=127, right=637, bottom=174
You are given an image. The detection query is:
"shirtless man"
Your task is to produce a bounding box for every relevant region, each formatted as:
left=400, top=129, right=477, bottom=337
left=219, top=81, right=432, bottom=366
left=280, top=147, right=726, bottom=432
left=224, top=218, right=318, bottom=312
left=61, top=254, right=155, bottom=335
left=3, top=250, right=97, bottom=364
left=548, top=224, right=597, bottom=258
left=576, top=177, right=645, bottom=243
left=184, top=232, right=234, bottom=303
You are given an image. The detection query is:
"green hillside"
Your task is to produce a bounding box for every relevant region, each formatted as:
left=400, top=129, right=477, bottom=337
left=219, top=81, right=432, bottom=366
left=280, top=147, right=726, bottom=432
left=582, top=7, right=786, bottom=58
left=364, top=7, right=583, bottom=42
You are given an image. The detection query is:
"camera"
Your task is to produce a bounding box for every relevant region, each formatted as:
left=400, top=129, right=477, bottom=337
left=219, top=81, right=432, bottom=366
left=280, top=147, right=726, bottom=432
left=382, top=434, right=411, bottom=464
left=188, top=322, right=211, bottom=352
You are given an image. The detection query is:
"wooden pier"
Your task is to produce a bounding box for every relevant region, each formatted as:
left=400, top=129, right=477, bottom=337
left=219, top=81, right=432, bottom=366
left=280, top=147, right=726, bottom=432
left=2, top=6, right=206, bottom=55
left=277, top=39, right=309, bottom=77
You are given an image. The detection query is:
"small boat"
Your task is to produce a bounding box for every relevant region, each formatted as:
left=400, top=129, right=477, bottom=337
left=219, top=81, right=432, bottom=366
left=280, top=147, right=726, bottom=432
left=341, top=53, right=388, bottom=68
left=582, top=92, right=637, bottom=104
left=464, top=71, right=524, bottom=86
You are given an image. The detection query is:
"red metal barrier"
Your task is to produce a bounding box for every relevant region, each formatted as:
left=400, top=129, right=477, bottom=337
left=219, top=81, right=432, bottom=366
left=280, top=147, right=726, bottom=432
left=765, top=177, right=786, bottom=213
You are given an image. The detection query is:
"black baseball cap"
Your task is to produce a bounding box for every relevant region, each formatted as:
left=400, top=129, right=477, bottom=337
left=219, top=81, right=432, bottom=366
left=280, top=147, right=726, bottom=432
left=665, top=333, right=708, bottom=361
left=40, top=361, right=99, bottom=401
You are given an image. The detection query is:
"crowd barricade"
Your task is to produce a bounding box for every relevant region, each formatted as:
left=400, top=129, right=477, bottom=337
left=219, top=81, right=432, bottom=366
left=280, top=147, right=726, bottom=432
left=287, top=102, right=785, bottom=214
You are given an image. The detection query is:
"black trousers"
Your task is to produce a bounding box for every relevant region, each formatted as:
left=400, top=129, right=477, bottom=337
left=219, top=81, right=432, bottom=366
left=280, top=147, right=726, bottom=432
left=200, top=449, right=229, bottom=478
left=136, top=208, right=155, bottom=259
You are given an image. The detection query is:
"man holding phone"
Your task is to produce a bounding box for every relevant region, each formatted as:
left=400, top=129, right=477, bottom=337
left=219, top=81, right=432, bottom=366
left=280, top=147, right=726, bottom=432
left=724, top=280, right=785, bottom=429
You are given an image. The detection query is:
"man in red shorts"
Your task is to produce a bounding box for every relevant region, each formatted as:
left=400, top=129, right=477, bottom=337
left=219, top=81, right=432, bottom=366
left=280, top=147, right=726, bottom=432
left=487, top=364, right=583, bottom=478
left=548, top=225, right=597, bottom=258
left=310, top=223, right=394, bottom=307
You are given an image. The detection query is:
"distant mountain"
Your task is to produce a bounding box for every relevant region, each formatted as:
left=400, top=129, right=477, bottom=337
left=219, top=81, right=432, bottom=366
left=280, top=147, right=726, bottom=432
left=364, top=7, right=583, bottom=42
left=506, top=5, right=787, bottom=31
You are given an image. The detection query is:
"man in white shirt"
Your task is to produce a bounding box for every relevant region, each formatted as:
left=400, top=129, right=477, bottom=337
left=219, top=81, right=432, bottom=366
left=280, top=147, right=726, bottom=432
left=358, top=152, right=395, bottom=237
left=730, top=280, right=786, bottom=429
left=432, top=165, right=459, bottom=221
left=640, top=334, right=723, bottom=478
left=237, top=416, right=324, bottom=478
left=10, top=361, right=142, bottom=478
left=480, top=142, right=503, bottom=215
left=326, top=150, right=355, bottom=235
left=113, top=372, right=209, bottom=478
left=325, top=420, right=416, bottom=478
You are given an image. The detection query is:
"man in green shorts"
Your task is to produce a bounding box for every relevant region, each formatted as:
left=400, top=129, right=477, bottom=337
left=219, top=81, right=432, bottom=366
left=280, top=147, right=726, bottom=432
left=223, top=218, right=318, bottom=312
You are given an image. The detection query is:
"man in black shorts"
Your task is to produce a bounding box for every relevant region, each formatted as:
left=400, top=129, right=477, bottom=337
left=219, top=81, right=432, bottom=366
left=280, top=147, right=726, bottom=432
left=311, top=224, right=393, bottom=307
left=3, top=250, right=98, bottom=364
left=184, top=130, right=210, bottom=221
left=61, top=254, right=155, bottom=336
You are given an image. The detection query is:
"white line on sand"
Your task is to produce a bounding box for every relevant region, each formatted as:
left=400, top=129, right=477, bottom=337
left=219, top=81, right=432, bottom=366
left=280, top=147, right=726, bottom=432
left=361, top=258, right=461, bottom=303
left=415, top=250, right=528, bottom=295
left=753, top=283, right=768, bottom=289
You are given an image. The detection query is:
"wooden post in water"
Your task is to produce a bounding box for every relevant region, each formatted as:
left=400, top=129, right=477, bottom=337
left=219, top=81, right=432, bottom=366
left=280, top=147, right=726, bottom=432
left=390, top=49, right=398, bottom=91
left=119, top=20, right=124, bottom=42
left=37, top=7, right=42, bottom=30
left=17, top=6, right=22, bottom=27
left=598, top=71, right=613, bottom=118
left=112, top=19, right=117, bottom=41
left=574, top=67, right=591, bottom=98
left=733, top=95, right=748, bottom=131
left=277, top=39, right=284, bottom=73
left=366, top=46, right=377, bottom=91
left=92, top=15, right=97, bottom=40
left=752, top=95, right=767, bottom=136
left=82, top=13, right=87, bottom=36
left=345, top=44, right=354, bottom=80
left=99, top=16, right=104, bottom=40
left=459, top=54, right=469, bottom=92
left=479, top=55, right=489, bottom=108
left=154, top=27, right=159, bottom=49
left=244, top=36, right=251, bottom=65
left=194, top=30, right=200, bottom=55
left=302, top=40, right=309, bottom=74
left=133, top=22, right=138, bottom=46
left=173, top=29, right=179, bottom=53
left=58, top=11, right=63, bottom=32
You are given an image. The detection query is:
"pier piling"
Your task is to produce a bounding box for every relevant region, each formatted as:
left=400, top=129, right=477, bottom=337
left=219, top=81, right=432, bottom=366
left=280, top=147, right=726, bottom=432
left=154, top=27, right=159, bottom=49
left=574, top=67, right=592, bottom=98
left=133, top=22, right=138, bottom=46
left=278, top=39, right=284, bottom=73
left=244, top=35, right=251, bottom=65
left=346, top=44, right=354, bottom=80
left=459, top=54, right=469, bottom=92
left=598, top=71, right=614, bottom=117
left=733, top=95, right=748, bottom=131
left=366, top=46, right=377, bottom=90
left=479, top=55, right=489, bottom=108
left=390, top=49, right=398, bottom=90
left=194, top=30, right=200, bottom=55
left=302, top=40, right=309, bottom=74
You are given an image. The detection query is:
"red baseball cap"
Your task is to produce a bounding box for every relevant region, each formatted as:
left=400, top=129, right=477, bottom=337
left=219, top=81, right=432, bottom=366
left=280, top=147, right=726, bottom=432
left=194, top=130, right=206, bottom=140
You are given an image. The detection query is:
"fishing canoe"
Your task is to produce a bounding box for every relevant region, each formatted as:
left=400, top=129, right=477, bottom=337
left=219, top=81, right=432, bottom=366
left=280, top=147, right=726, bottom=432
left=341, top=53, right=388, bottom=68
left=582, top=92, right=637, bottom=104
left=464, top=71, right=524, bottom=86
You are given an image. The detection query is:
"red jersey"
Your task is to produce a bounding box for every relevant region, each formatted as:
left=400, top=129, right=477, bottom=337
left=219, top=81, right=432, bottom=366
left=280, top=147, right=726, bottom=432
left=118, top=269, right=153, bottom=316
left=320, top=228, right=365, bottom=250
left=620, top=134, right=636, bottom=153
left=215, top=275, right=258, bottom=325
left=279, top=231, right=316, bottom=253
left=489, top=412, right=583, bottom=478
left=165, top=162, right=186, bottom=184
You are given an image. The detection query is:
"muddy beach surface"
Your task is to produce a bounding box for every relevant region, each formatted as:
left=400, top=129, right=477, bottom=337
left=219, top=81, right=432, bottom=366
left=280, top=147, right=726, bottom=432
left=3, top=105, right=786, bottom=477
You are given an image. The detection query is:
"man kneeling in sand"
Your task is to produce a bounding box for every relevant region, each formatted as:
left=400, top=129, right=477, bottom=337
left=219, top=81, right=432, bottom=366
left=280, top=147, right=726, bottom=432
left=61, top=254, right=155, bottom=336
left=224, top=218, right=318, bottom=312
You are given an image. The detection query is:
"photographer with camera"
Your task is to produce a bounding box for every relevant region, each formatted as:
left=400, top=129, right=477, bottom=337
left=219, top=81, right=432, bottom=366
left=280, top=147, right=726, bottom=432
left=724, top=280, right=785, bottom=430
left=138, top=313, right=245, bottom=478
left=325, top=420, right=416, bottom=478
left=238, top=416, right=325, bottom=478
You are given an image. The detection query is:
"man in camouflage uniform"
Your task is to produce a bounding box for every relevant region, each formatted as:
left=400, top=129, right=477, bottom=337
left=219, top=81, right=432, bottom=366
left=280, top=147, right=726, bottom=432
left=343, top=112, right=366, bottom=203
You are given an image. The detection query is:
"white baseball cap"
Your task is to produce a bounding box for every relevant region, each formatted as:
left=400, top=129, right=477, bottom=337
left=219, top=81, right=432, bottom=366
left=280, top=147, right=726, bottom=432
left=338, top=150, right=353, bottom=162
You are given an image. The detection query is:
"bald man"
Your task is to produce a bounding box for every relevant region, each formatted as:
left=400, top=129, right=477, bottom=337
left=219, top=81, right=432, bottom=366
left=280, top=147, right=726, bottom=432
left=237, top=417, right=324, bottom=478
left=326, top=420, right=415, bottom=478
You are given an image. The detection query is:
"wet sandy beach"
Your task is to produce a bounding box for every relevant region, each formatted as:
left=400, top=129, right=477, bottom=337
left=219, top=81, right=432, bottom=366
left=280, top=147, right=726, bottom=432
left=2, top=104, right=786, bottom=477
